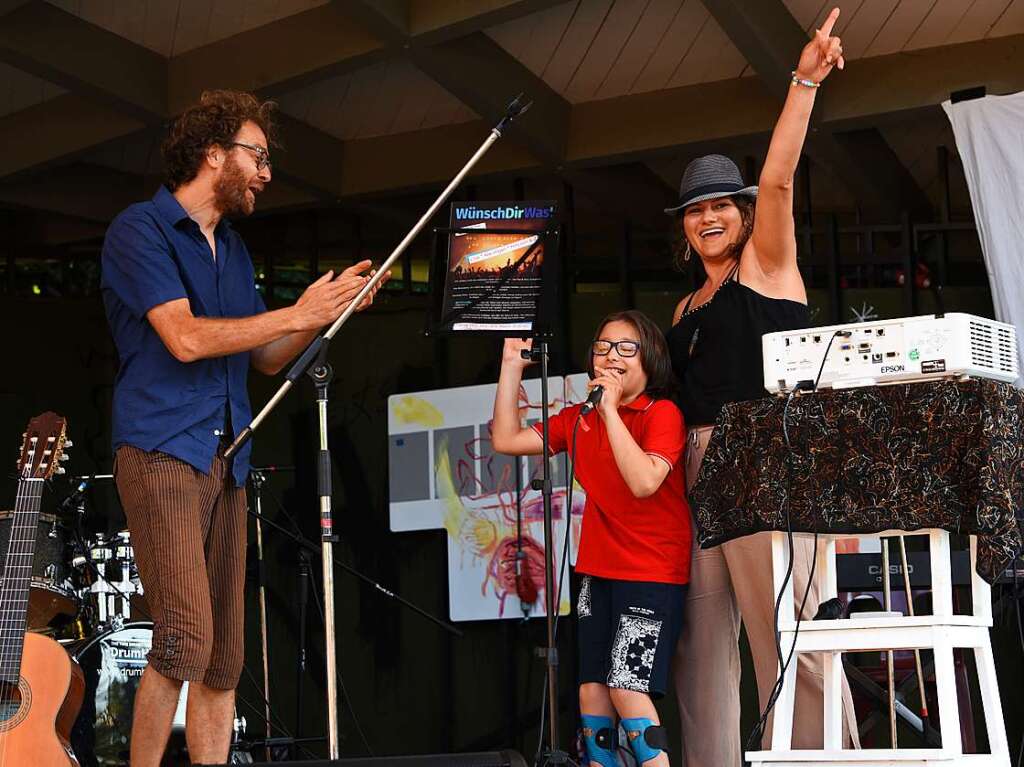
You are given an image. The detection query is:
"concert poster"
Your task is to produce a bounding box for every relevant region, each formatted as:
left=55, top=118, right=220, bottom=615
left=434, top=201, right=558, bottom=335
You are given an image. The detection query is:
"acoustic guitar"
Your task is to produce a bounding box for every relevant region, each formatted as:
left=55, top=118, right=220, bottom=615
left=0, top=413, right=84, bottom=766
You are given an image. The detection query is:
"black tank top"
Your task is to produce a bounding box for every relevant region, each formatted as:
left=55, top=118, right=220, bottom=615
left=666, top=263, right=810, bottom=426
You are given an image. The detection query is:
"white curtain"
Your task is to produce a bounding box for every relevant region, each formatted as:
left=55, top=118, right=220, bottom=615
left=942, top=91, right=1024, bottom=387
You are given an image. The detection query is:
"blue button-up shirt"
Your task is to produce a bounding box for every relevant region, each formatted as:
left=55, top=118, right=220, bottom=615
left=101, top=186, right=265, bottom=486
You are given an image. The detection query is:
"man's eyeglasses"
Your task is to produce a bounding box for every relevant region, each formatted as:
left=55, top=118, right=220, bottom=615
left=591, top=340, right=640, bottom=357
left=229, top=142, right=272, bottom=171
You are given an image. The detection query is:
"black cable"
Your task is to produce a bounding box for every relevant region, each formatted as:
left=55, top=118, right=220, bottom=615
left=261, top=482, right=310, bottom=541
left=553, top=414, right=584, bottom=644
left=1013, top=553, right=1024, bottom=767
left=747, top=391, right=820, bottom=751
left=749, top=333, right=848, bottom=751
left=811, top=330, right=852, bottom=392
left=533, top=414, right=583, bottom=767
left=259, top=478, right=375, bottom=757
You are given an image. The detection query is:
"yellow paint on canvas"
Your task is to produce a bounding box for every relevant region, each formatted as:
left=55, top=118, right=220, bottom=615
left=391, top=395, right=444, bottom=428
left=435, top=446, right=466, bottom=538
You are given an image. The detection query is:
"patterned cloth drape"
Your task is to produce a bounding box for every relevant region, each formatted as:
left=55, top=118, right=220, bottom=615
left=690, top=379, right=1024, bottom=584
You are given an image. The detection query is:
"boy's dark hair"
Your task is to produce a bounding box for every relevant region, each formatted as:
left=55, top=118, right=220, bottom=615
left=586, top=310, right=676, bottom=400
left=162, top=90, right=276, bottom=191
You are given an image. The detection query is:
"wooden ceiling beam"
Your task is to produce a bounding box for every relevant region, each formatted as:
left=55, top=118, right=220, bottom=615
left=0, top=163, right=152, bottom=223
left=570, top=34, right=1024, bottom=163
left=0, top=96, right=145, bottom=178
left=1, top=29, right=1021, bottom=213
left=342, top=1, right=570, bottom=166
left=0, top=0, right=166, bottom=121
left=0, top=0, right=565, bottom=201
left=167, top=4, right=385, bottom=113
left=701, top=0, right=928, bottom=212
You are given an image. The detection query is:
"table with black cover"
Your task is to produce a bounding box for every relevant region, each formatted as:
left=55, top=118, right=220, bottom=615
left=689, top=379, right=1024, bottom=584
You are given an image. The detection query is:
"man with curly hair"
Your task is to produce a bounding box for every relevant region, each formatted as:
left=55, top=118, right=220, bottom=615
left=101, top=90, right=384, bottom=765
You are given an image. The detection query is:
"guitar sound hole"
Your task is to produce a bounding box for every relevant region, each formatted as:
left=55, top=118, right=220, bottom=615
left=0, top=680, right=22, bottom=723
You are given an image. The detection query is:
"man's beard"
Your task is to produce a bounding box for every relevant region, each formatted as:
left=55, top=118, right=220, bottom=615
left=213, top=156, right=255, bottom=218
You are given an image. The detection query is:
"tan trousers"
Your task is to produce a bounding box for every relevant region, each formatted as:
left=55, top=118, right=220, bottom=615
left=674, top=426, right=858, bottom=766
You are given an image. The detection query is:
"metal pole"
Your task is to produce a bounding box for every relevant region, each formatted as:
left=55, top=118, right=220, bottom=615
left=311, top=361, right=340, bottom=759
left=252, top=471, right=272, bottom=762
left=227, top=95, right=534, bottom=458
left=537, top=340, right=561, bottom=755
left=882, top=537, right=897, bottom=747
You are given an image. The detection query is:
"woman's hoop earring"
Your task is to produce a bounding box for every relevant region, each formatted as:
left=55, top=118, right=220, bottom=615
left=684, top=241, right=692, bottom=262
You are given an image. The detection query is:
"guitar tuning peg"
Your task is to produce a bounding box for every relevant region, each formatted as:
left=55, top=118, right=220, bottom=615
left=55, top=467, right=66, bottom=475
left=59, top=454, right=70, bottom=462
left=64, top=440, right=74, bottom=448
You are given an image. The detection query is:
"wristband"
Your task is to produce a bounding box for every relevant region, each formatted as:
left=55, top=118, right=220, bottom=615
left=790, top=71, right=820, bottom=88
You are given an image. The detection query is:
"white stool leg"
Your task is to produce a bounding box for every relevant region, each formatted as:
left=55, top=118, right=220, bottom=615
left=822, top=649, right=843, bottom=749
left=769, top=531, right=796, bottom=751
left=970, top=536, right=992, bottom=622
left=932, top=634, right=963, bottom=756
left=818, top=536, right=842, bottom=749
left=974, top=641, right=1011, bottom=764
left=929, top=530, right=953, bottom=617
left=773, top=531, right=794, bottom=624
left=770, top=646, right=799, bottom=751
left=816, top=536, right=837, bottom=601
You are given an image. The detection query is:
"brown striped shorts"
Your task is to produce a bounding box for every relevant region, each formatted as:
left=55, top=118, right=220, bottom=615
left=114, top=444, right=247, bottom=690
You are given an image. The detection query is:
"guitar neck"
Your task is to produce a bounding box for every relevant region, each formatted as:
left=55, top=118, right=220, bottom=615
left=0, top=477, right=43, bottom=684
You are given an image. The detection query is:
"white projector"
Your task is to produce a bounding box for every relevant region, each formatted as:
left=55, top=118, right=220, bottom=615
left=763, top=313, right=1018, bottom=393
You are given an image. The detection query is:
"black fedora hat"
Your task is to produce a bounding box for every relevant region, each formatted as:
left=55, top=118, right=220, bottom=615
left=664, top=154, right=758, bottom=214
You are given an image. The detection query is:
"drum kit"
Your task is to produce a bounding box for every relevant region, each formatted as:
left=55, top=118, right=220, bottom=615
left=1, top=478, right=251, bottom=766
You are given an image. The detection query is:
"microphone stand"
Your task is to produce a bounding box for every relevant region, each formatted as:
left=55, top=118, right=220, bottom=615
left=224, top=94, right=531, bottom=758
left=524, top=340, right=566, bottom=765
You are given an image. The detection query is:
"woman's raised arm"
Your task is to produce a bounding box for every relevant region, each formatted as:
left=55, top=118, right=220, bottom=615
left=750, top=7, right=845, bottom=279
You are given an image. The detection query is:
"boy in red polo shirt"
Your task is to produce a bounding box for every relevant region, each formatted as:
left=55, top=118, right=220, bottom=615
left=492, top=310, right=691, bottom=767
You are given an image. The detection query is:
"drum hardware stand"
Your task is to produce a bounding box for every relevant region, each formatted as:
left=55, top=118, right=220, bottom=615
left=224, top=94, right=531, bottom=758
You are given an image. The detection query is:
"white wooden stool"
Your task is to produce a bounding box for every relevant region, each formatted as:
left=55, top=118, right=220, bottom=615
left=747, top=529, right=1011, bottom=767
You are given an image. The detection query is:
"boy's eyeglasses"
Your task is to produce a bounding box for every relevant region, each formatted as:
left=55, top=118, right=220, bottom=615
left=591, top=340, right=640, bottom=357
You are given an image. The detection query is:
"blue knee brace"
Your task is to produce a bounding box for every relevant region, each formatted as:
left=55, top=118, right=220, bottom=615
left=580, top=714, right=619, bottom=767
left=620, top=717, right=668, bottom=764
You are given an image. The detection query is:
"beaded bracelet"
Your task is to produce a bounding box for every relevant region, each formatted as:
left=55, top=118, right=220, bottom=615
left=791, top=71, right=820, bottom=88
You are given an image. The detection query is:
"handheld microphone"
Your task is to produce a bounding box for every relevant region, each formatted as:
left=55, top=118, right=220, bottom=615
left=580, top=385, right=604, bottom=415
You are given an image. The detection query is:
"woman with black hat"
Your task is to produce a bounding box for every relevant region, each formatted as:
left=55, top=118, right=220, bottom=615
left=665, top=8, right=858, bottom=765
